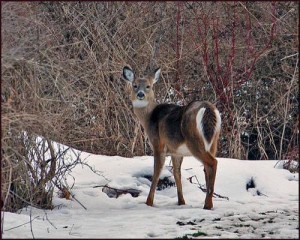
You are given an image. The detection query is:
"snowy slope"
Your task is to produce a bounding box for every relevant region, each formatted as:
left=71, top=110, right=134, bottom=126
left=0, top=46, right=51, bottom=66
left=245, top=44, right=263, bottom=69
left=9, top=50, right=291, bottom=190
left=2, top=151, right=299, bottom=239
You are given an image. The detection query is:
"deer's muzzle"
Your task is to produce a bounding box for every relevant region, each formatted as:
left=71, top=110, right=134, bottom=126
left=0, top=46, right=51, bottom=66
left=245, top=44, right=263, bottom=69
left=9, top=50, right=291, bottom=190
left=137, top=91, right=145, bottom=100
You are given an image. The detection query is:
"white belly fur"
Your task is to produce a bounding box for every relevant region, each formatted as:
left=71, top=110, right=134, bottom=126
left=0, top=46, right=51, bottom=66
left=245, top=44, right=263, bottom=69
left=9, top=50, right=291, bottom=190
left=176, top=144, right=192, bottom=156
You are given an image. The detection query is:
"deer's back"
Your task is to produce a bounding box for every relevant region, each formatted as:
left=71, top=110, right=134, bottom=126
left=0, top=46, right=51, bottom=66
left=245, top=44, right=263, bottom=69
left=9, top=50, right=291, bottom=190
left=148, top=101, right=219, bottom=155
left=148, top=103, right=183, bottom=146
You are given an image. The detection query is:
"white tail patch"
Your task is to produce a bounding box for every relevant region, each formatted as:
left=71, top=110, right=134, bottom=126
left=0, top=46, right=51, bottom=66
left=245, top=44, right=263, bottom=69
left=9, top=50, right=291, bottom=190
left=197, top=107, right=221, bottom=152
left=196, top=108, right=221, bottom=152
left=215, top=109, right=221, bottom=133
left=196, top=108, right=212, bottom=151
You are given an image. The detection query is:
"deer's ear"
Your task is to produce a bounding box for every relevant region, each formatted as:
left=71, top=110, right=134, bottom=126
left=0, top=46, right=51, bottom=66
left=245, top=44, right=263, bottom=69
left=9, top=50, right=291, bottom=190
left=123, top=66, right=134, bottom=82
left=153, top=68, right=161, bottom=84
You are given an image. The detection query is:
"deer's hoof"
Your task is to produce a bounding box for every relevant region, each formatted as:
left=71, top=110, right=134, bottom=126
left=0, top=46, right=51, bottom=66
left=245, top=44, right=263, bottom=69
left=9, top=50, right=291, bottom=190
left=203, top=204, right=213, bottom=210
left=146, top=200, right=153, bottom=207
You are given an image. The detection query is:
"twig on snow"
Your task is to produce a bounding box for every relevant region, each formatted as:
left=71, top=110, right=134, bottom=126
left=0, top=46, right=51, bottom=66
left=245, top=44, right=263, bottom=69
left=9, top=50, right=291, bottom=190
left=30, top=207, right=35, bottom=239
left=167, top=162, right=229, bottom=200
left=187, top=175, right=229, bottom=200
left=4, top=216, right=39, bottom=231
left=53, top=183, right=87, bottom=210
left=44, top=211, right=57, bottom=229
left=71, top=194, right=87, bottom=210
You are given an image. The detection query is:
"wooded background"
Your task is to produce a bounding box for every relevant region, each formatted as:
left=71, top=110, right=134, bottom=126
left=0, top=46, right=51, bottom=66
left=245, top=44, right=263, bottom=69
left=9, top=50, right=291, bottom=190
left=1, top=2, right=299, bottom=211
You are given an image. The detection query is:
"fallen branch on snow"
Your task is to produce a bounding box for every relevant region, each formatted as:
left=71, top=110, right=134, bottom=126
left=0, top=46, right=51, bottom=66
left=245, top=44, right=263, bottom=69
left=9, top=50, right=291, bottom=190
left=94, top=185, right=141, bottom=198
left=187, top=175, right=229, bottom=200
left=166, top=164, right=229, bottom=200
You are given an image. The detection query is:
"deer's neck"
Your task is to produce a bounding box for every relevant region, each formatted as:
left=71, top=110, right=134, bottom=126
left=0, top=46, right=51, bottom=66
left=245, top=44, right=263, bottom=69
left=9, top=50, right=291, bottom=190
left=133, top=100, right=157, bottom=131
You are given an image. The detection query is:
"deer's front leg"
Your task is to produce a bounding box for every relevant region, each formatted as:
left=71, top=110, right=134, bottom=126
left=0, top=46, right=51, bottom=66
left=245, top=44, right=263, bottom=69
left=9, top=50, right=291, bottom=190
left=146, top=150, right=166, bottom=206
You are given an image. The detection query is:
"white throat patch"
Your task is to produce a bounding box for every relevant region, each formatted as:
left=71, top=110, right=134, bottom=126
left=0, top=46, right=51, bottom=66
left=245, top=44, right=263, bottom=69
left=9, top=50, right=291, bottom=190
left=132, top=100, right=149, bottom=108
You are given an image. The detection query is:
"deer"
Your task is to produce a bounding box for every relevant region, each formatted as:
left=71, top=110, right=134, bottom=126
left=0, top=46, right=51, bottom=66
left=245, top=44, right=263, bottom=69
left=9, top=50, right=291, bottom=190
left=122, top=66, right=221, bottom=210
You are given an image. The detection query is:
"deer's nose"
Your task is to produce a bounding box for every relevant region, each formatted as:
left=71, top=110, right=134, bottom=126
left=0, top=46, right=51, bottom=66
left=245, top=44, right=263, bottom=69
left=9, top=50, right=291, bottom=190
left=137, top=91, right=145, bottom=100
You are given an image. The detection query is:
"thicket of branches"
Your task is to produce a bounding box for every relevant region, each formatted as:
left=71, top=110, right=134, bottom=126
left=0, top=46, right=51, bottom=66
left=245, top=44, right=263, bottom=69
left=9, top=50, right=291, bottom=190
left=1, top=2, right=299, bottom=211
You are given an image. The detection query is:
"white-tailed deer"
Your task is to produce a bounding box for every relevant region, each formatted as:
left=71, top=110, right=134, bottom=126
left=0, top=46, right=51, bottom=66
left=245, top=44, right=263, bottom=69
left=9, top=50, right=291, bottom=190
left=122, top=66, right=221, bottom=210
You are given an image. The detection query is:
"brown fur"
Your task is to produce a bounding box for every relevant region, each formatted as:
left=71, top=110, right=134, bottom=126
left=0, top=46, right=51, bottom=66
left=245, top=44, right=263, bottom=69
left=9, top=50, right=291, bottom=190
left=122, top=66, right=221, bottom=209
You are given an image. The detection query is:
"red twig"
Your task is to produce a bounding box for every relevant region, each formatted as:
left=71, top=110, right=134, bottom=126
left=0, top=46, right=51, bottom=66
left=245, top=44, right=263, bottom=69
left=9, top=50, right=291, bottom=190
left=188, top=3, right=277, bottom=116
left=213, top=17, right=221, bottom=77
left=192, top=10, right=212, bottom=82
left=175, top=2, right=182, bottom=92
left=247, top=9, right=254, bottom=57
left=227, top=3, right=236, bottom=83
left=244, top=2, right=277, bottom=84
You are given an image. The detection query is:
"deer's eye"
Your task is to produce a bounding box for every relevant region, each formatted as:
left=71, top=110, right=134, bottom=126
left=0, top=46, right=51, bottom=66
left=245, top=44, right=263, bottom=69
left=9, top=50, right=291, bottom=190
left=133, top=85, right=138, bottom=89
left=146, top=85, right=150, bottom=89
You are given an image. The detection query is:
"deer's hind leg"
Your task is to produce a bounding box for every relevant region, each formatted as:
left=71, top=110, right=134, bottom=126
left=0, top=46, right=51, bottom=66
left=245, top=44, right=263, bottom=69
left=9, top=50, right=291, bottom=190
left=202, top=156, right=217, bottom=210
left=171, top=155, right=185, bottom=205
left=187, top=142, right=218, bottom=210
left=209, top=131, right=220, bottom=158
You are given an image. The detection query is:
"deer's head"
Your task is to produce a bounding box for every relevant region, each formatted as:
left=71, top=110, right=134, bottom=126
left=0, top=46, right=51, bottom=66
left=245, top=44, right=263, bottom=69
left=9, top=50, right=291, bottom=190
left=122, top=66, right=161, bottom=108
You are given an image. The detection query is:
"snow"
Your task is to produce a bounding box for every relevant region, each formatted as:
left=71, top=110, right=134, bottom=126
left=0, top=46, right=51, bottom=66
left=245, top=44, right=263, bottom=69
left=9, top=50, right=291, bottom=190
left=2, top=149, right=299, bottom=239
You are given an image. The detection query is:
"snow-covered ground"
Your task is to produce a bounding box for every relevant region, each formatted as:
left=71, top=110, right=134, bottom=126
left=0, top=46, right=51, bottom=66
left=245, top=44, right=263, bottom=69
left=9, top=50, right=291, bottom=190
left=2, top=151, right=299, bottom=238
